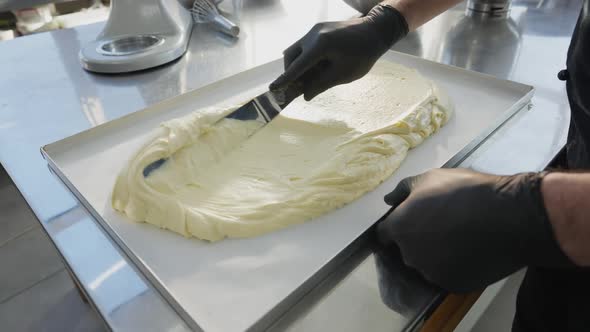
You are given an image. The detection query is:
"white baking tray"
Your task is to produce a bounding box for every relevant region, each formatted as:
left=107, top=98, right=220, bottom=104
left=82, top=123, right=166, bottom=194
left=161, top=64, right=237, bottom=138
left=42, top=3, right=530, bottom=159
left=42, top=51, right=533, bottom=332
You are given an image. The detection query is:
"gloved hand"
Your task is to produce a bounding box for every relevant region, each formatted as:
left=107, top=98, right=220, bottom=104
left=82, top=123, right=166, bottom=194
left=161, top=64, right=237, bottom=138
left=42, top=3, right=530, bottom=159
left=376, top=168, right=573, bottom=294
left=269, top=4, right=409, bottom=101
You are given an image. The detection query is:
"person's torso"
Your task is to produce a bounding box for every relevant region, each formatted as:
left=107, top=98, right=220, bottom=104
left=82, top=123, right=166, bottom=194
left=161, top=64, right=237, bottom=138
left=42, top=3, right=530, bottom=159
left=565, top=0, right=590, bottom=169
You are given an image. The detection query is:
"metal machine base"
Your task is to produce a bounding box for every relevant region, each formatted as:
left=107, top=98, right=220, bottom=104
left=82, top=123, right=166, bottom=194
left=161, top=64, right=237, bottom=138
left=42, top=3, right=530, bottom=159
left=80, top=0, right=193, bottom=73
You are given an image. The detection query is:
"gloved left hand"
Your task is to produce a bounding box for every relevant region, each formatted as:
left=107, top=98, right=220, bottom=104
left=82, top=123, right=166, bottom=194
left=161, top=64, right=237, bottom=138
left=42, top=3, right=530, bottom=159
left=376, top=168, right=573, bottom=293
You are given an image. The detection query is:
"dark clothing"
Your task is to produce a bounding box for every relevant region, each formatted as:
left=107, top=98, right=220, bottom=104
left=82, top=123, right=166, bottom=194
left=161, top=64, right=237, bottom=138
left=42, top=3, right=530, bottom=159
left=513, top=267, right=590, bottom=332
left=513, top=2, right=590, bottom=331
left=566, top=1, right=590, bottom=169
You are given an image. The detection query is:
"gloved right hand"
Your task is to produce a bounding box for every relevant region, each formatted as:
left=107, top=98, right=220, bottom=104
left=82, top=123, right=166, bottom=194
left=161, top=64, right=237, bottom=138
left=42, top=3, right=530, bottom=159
left=269, top=4, right=409, bottom=101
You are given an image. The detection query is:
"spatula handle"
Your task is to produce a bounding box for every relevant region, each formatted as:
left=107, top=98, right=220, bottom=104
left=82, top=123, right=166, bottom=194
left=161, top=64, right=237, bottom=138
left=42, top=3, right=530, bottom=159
left=212, top=14, right=240, bottom=37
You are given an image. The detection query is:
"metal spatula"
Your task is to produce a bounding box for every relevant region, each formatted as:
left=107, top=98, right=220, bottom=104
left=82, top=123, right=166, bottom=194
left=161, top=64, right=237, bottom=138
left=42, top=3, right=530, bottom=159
left=142, top=85, right=301, bottom=177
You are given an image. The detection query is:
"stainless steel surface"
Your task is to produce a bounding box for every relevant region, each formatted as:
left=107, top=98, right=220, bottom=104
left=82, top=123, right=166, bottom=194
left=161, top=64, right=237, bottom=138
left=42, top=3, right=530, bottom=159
left=97, top=35, right=165, bottom=56
left=342, top=0, right=380, bottom=15
left=442, top=14, right=522, bottom=78
left=0, top=0, right=580, bottom=331
left=191, top=0, right=240, bottom=37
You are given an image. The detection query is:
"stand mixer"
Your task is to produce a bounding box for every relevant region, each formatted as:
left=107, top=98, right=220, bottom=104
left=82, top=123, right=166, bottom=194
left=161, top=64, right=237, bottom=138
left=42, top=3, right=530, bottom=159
left=466, top=0, right=512, bottom=18
left=80, top=0, right=193, bottom=73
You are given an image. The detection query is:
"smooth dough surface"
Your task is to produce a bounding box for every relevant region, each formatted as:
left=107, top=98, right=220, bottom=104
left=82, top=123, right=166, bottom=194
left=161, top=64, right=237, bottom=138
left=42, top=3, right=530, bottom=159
left=112, top=62, right=453, bottom=242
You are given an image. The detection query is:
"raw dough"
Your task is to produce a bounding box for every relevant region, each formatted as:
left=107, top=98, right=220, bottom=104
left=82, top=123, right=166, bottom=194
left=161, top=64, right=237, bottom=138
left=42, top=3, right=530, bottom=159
left=112, top=62, right=453, bottom=242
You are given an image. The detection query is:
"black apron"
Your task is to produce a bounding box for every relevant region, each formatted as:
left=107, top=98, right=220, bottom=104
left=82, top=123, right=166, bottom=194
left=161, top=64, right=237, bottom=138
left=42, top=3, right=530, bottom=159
left=565, top=0, right=590, bottom=168
left=513, top=1, right=590, bottom=331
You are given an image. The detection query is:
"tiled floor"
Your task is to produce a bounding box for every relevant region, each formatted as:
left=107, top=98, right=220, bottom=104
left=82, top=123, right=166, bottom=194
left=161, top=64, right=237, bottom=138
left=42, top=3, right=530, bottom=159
left=0, top=164, right=105, bottom=331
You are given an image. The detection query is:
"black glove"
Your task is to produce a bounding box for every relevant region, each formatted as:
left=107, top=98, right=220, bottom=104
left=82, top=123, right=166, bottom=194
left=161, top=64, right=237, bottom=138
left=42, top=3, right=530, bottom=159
left=376, top=168, right=573, bottom=294
left=269, top=4, right=409, bottom=101
left=373, top=244, right=439, bottom=316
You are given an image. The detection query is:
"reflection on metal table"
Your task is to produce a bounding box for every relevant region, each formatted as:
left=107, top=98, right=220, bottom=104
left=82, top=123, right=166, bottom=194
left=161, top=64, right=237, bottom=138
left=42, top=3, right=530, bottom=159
left=0, top=0, right=580, bottom=331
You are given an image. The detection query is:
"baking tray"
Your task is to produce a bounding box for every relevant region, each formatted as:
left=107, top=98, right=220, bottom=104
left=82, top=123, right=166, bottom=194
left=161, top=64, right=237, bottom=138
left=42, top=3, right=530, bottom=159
left=42, top=51, right=534, bottom=332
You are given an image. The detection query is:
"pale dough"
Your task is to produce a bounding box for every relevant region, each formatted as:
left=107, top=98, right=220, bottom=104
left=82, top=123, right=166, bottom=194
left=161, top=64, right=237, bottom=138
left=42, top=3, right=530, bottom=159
left=112, top=62, right=453, bottom=242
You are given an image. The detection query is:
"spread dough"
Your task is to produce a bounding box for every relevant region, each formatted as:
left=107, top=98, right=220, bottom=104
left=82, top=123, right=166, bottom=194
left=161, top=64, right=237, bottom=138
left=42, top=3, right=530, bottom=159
left=112, top=62, right=453, bottom=242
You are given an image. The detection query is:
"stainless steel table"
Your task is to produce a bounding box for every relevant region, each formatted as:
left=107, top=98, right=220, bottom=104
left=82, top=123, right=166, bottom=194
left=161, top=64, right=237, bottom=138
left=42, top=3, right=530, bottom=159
left=0, top=0, right=580, bottom=330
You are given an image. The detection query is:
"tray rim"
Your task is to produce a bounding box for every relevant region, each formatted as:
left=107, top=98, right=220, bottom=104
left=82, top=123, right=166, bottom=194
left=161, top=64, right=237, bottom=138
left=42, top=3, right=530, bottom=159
left=41, top=50, right=535, bottom=332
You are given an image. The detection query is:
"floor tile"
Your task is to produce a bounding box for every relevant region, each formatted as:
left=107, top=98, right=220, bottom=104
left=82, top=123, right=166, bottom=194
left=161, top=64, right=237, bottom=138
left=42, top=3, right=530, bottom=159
left=0, top=181, right=39, bottom=247
left=0, top=164, right=9, bottom=187
left=0, top=227, right=64, bottom=302
left=0, top=269, right=106, bottom=332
